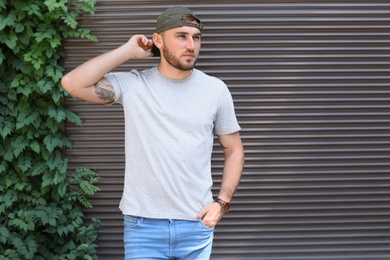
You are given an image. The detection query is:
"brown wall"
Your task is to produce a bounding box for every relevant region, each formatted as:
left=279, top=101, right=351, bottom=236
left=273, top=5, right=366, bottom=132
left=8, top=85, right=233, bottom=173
left=64, top=1, right=390, bottom=259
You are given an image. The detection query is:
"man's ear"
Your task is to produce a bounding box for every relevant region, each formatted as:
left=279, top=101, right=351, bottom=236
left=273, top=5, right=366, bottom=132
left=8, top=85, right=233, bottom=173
left=152, top=33, right=162, bottom=48
left=151, top=33, right=162, bottom=57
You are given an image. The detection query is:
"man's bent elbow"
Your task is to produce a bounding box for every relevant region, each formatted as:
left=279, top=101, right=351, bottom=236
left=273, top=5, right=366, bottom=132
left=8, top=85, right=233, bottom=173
left=61, top=74, right=71, bottom=91
left=61, top=74, right=77, bottom=97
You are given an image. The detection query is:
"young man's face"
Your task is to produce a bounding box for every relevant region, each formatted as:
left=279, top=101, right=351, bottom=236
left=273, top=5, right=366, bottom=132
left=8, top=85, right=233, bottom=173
left=160, top=26, right=202, bottom=71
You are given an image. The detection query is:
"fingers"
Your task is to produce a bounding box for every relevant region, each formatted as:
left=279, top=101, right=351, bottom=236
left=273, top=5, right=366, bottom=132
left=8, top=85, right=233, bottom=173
left=197, top=202, right=224, bottom=227
left=136, top=35, right=153, bottom=50
left=126, top=35, right=154, bottom=58
left=197, top=206, right=208, bottom=219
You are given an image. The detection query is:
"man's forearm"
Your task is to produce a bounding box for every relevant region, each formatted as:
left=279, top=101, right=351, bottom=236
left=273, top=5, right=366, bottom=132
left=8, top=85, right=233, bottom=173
left=218, top=149, right=245, bottom=202
left=62, top=43, right=135, bottom=91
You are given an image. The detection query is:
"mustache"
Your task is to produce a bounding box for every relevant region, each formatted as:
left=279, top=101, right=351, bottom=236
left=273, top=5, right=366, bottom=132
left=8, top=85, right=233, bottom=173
left=182, top=51, right=196, bottom=56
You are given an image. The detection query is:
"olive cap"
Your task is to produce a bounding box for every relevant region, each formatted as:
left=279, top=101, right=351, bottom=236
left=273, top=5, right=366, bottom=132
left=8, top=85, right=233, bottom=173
left=156, top=6, right=203, bottom=33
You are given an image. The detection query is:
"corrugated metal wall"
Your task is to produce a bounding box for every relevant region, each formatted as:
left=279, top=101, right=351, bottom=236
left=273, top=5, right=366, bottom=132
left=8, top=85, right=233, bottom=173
left=64, top=1, right=390, bottom=259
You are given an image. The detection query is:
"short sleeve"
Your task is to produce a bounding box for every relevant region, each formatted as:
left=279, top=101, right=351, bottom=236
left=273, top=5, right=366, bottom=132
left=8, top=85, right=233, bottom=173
left=214, top=86, right=241, bottom=135
left=104, top=72, right=125, bottom=104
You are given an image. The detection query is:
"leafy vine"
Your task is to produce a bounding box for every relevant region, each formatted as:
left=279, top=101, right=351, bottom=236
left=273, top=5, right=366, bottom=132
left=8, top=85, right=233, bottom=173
left=0, top=0, right=100, bottom=259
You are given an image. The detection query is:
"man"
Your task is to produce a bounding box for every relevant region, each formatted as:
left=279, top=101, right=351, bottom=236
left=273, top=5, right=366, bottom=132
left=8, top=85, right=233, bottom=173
left=61, top=6, right=244, bottom=259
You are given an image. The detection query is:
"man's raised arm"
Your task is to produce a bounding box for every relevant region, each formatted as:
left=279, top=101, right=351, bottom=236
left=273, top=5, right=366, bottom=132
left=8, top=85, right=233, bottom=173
left=61, top=35, right=154, bottom=103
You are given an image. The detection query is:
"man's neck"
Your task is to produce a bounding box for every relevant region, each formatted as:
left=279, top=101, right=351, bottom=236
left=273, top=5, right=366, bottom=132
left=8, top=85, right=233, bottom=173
left=157, top=63, right=193, bottom=80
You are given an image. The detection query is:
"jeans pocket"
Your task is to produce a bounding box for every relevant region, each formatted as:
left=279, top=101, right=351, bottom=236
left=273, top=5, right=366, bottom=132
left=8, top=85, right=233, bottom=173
left=124, top=215, right=141, bottom=229
left=199, top=219, right=215, bottom=230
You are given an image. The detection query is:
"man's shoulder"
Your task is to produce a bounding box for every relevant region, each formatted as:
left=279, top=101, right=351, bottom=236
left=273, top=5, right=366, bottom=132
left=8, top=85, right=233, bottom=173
left=194, top=69, right=225, bottom=86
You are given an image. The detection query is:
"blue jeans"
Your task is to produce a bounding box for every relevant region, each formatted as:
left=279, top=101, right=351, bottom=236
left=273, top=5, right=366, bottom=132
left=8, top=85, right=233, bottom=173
left=124, top=215, right=214, bottom=260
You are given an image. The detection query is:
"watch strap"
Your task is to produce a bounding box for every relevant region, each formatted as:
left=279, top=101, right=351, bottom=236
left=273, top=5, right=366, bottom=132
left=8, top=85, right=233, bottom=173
left=214, top=197, right=230, bottom=213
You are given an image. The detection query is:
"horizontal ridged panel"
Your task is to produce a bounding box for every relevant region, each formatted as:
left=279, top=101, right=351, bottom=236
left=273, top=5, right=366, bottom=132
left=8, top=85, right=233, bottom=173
left=64, top=1, right=390, bottom=259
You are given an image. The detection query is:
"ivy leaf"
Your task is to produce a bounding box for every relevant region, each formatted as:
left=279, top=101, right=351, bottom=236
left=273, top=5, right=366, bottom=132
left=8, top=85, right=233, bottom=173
left=22, top=3, right=42, bottom=17
left=49, top=36, right=61, bottom=49
left=74, top=0, right=95, bottom=14
left=18, top=34, right=30, bottom=45
left=0, top=18, right=6, bottom=31
left=0, top=225, right=10, bottom=244
left=10, top=234, right=28, bottom=254
left=0, top=161, right=6, bottom=173
left=43, top=134, right=60, bottom=153
left=52, top=91, right=62, bottom=104
left=0, top=1, right=6, bottom=11
left=0, top=120, right=15, bottom=139
left=44, top=118, right=61, bottom=134
left=11, top=74, right=23, bottom=88
left=61, top=13, right=77, bottom=29
left=25, top=235, right=38, bottom=258
left=4, top=190, right=17, bottom=207
left=41, top=172, right=54, bottom=188
left=0, top=12, right=16, bottom=30
left=29, top=140, right=40, bottom=154
left=28, top=163, right=47, bottom=176
left=37, top=78, right=54, bottom=93
left=5, top=31, right=18, bottom=49
left=33, top=32, right=45, bottom=43
left=12, top=136, right=28, bottom=157
left=44, top=0, right=67, bottom=12
left=53, top=171, right=65, bottom=185
left=3, top=149, right=14, bottom=161
left=32, top=207, right=50, bottom=225
left=10, top=218, right=30, bottom=232
left=14, top=181, right=28, bottom=191
left=15, top=23, right=25, bottom=33
left=46, top=150, right=62, bottom=171
left=18, top=153, right=32, bottom=173
left=17, top=85, right=33, bottom=97
left=16, top=110, right=39, bottom=129
left=48, top=108, right=66, bottom=123
left=61, top=158, right=68, bottom=174
left=83, top=254, right=94, bottom=260
left=57, top=182, right=67, bottom=197
left=65, top=110, right=82, bottom=126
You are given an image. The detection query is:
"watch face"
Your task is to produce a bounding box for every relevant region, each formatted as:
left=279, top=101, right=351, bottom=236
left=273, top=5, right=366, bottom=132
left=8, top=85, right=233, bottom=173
left=215, top=198, right=230, bottom=212
left=222, top=203, right=230, bottom=212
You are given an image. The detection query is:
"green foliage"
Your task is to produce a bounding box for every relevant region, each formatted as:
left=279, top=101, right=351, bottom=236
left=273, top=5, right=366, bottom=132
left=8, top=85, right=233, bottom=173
left=0, top=0, right=100, bottom=259
left=69, top=168, right=101, bottom=209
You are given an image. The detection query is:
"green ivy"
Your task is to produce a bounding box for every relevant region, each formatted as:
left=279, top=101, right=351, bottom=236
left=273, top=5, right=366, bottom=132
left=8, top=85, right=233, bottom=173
left=0, top=0, right=100, bottom=259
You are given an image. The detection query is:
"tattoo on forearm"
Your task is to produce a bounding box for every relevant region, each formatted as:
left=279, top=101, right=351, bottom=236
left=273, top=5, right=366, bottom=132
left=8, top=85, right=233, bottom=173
left=94, top=80, right=115, bottom=102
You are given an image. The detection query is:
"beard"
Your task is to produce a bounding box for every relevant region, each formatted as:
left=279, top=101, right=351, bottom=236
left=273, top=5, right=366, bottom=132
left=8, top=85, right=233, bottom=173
left=162, top=46, right=198, bottom=71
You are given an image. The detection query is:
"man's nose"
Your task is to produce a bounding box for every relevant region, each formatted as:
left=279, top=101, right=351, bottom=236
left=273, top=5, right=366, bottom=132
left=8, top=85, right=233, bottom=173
left=186, top=38, right=195, bottom=50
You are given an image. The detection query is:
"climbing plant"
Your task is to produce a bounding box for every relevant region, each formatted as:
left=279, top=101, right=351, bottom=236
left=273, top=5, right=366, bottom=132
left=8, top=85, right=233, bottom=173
left=0, top=0, right=100, bottom=259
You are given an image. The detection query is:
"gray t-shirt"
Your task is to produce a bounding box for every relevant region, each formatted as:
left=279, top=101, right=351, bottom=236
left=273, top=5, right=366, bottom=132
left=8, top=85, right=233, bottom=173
left=105, top=67, right=240, bottom=220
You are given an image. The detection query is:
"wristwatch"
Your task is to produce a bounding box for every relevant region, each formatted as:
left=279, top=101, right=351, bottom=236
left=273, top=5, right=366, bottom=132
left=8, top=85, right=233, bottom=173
left=214, top=197, right=230, bottom=213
